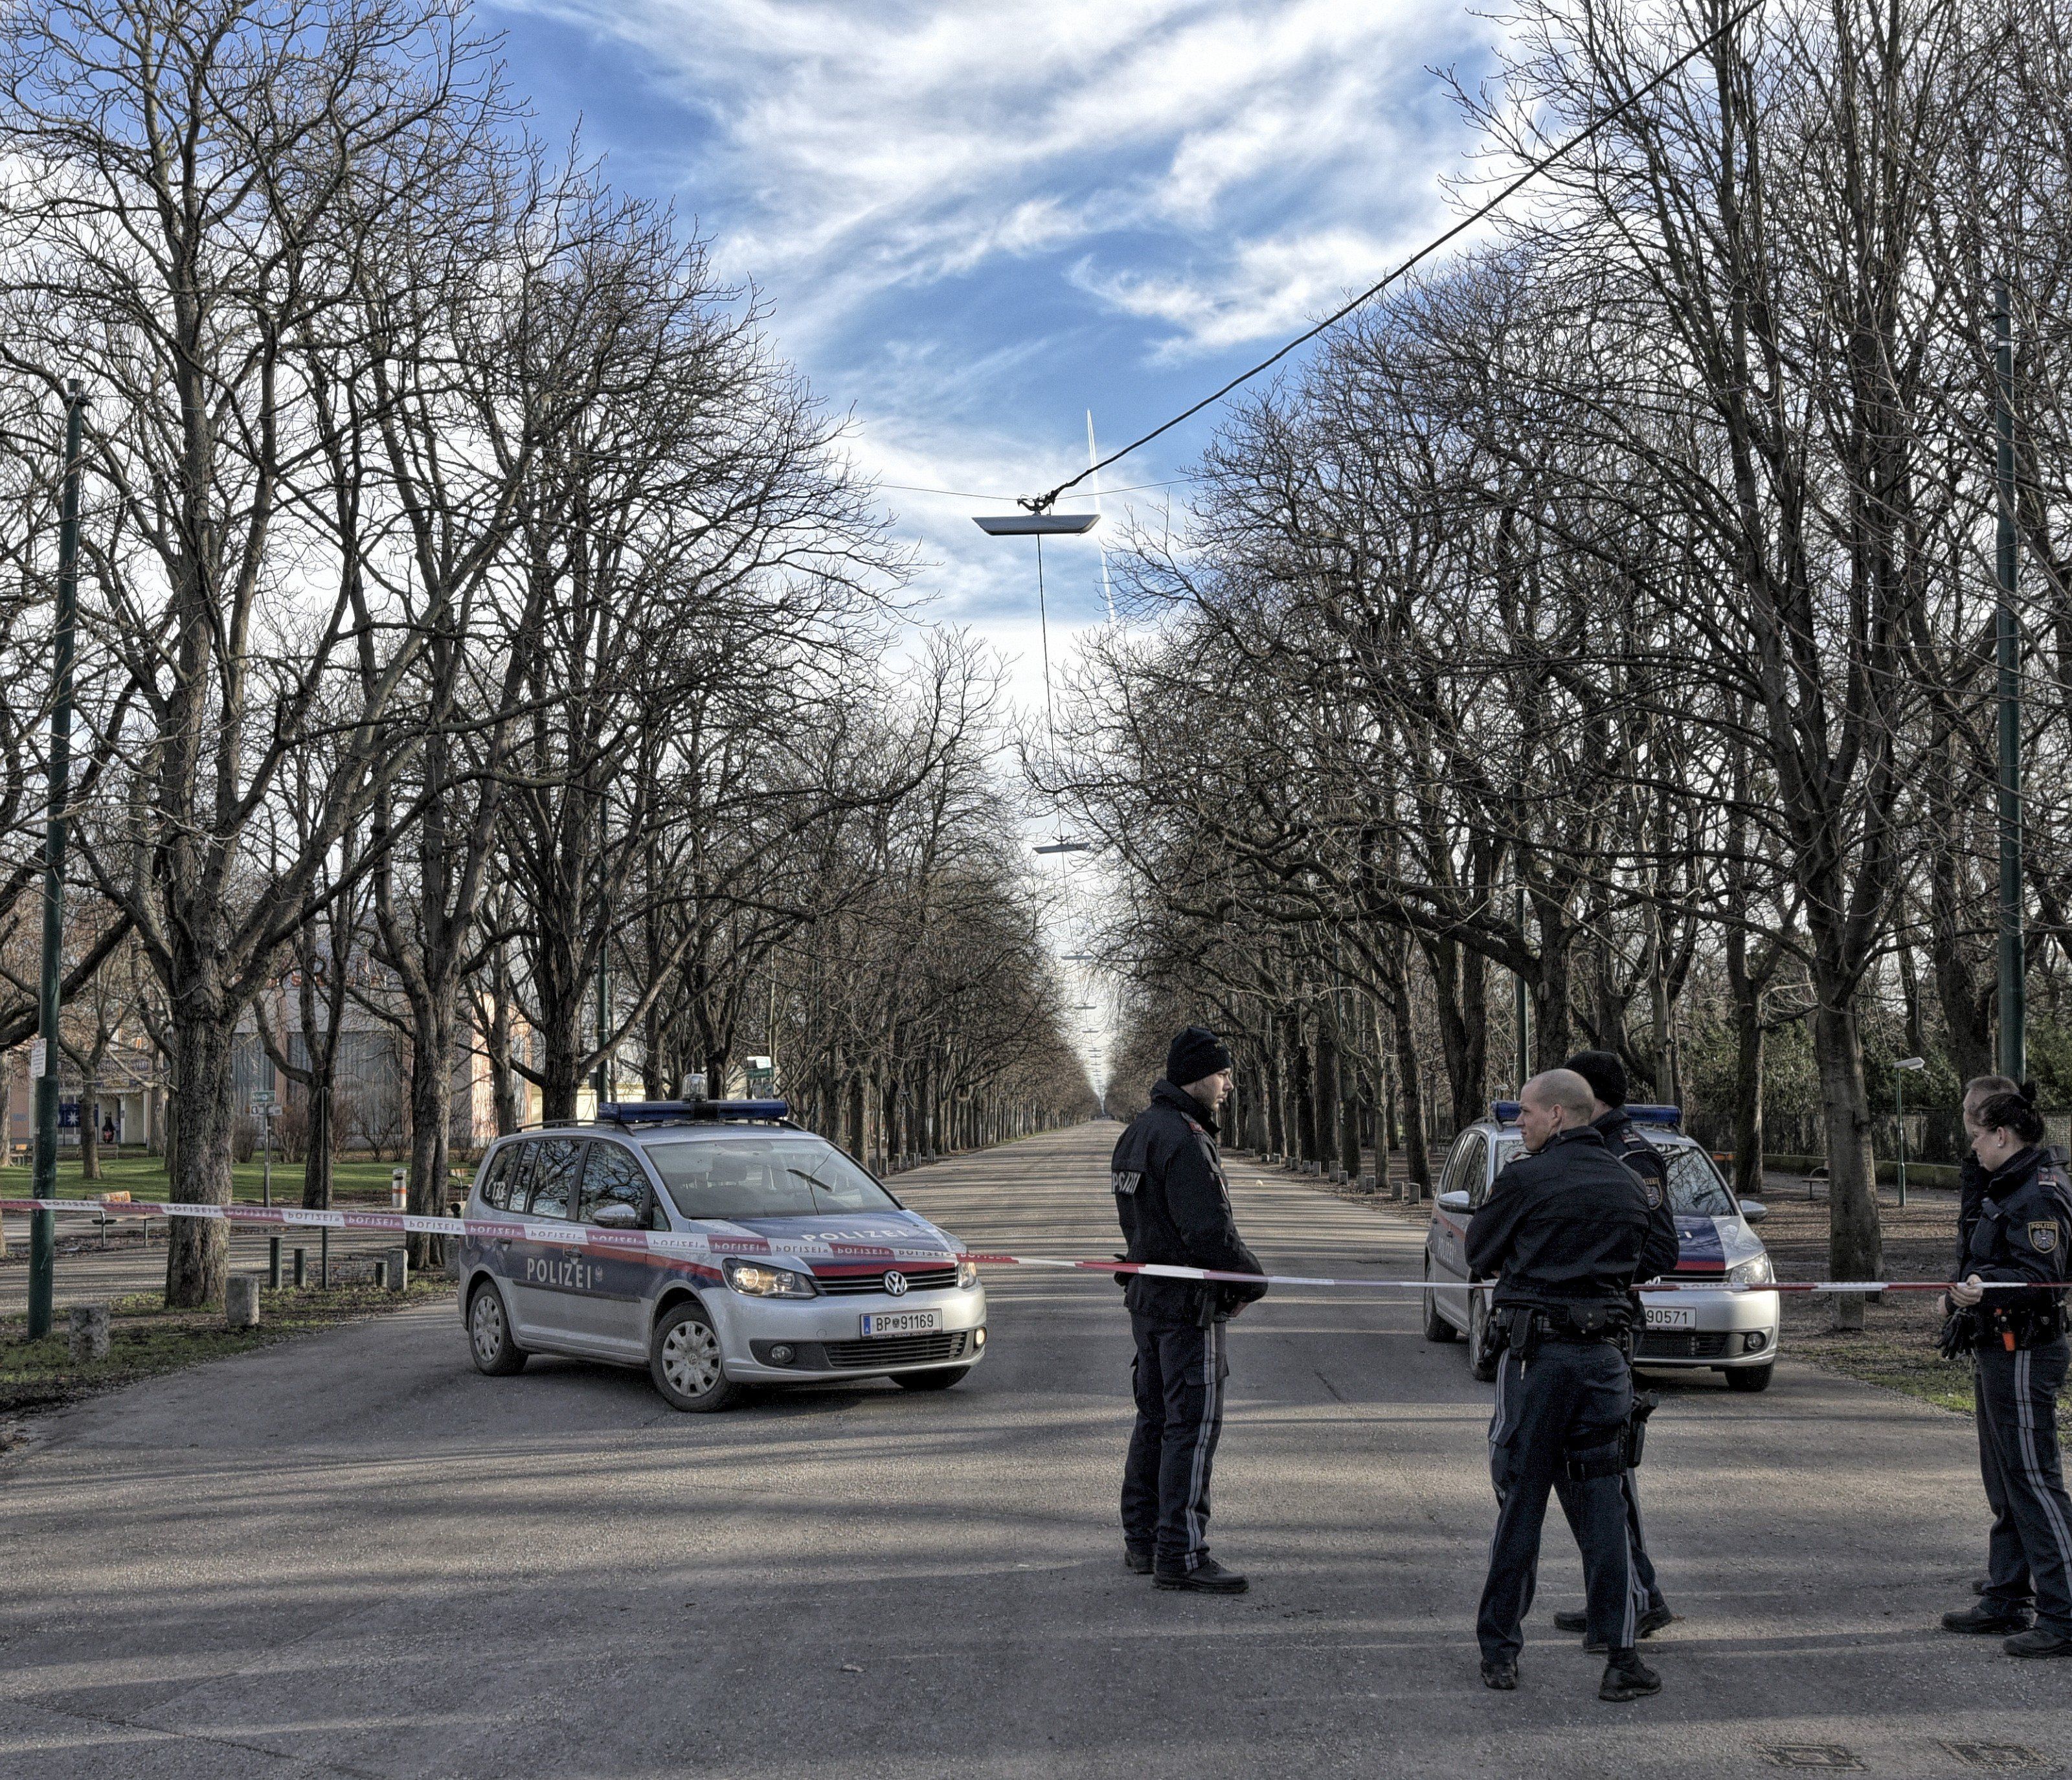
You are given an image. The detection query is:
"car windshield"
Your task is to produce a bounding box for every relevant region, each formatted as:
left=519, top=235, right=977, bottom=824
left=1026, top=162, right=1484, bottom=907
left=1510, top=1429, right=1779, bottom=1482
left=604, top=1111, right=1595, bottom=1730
left=1489, top=1134, right=1740, bottom=1218
left=643, top=1138, right=899, bottom=1221
left=1663, top=1145, right=1739, bottom=1217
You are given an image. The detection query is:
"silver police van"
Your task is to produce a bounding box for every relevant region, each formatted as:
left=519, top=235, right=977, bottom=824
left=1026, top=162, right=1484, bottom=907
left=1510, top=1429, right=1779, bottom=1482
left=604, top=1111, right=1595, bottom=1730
left=1421, top=1102, right=1781, bottom=1391
left=457, top=1099, right=987, bottom=1410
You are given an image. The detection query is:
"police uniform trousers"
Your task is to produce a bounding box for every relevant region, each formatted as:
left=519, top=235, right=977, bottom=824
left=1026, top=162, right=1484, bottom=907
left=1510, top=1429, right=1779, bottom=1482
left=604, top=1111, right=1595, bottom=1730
left=1555, top=1466, right=1667, bottom=1616
left=1122, top=1312, right=1226, bottom=1572
left=1478, top=1338, right=1640, bottom=1663
left=1975, top=1335, right=2072, bottom=1632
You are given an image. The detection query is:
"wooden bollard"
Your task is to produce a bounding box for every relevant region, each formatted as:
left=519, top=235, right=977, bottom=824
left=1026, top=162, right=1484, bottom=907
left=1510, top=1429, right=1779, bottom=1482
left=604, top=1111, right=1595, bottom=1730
left=385, top=1247, right=409, bottom=1292
left=225, top=1275, right=260, bottom=1330
left=68, top=1303, right=109, bottom=1360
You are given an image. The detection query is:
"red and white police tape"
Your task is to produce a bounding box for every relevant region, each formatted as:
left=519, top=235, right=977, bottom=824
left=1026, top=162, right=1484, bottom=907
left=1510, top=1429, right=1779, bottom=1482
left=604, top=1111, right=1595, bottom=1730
left=0, top=1197, right=2052, bottom=1293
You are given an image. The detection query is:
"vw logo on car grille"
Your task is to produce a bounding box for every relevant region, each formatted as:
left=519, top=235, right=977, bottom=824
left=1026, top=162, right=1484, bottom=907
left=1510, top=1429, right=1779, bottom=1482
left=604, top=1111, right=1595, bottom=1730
left=883, top=1270, right=908, bottom=1296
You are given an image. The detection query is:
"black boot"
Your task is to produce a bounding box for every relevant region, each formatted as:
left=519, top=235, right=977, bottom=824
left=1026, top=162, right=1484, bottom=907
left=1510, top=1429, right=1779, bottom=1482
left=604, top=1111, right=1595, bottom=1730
left=1942, top=1601, right=2034, bottom=1634
left=1154, top=1557, right=1248, bottom=1594
left=1123, top=1547, right=1154, bottom=1575
left=1599, top=1649, right=1661, bottom=1702
left=1481, top=1658, right=1518, bottom=1690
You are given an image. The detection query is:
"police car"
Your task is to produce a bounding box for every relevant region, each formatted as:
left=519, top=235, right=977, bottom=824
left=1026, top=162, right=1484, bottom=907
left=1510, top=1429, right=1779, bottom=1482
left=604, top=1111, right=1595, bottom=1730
left=1421, top=1102, right=1781, bottom=1391
left=456, top=1098, right=987, bottom=1411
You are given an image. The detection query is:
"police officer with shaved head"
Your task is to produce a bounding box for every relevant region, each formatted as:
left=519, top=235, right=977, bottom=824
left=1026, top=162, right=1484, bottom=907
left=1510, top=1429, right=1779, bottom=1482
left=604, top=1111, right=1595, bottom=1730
left=1547, top=1049, right=1680, bottom=1650
left=1469, top=1068, right=1682, bottom=1702
left=1112, top=1026, right=1267, bottom=1594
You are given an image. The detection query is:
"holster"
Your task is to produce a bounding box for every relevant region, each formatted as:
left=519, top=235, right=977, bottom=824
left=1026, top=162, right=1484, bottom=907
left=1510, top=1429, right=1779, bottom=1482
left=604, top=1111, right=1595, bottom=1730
left=1563, top=1432, right=1627, bottom=1483
left=1623, top=1391, right=1660, bottom=1469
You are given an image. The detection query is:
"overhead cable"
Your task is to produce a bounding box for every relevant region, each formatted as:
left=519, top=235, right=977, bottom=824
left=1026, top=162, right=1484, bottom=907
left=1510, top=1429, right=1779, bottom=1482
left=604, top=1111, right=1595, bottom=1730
left=1022, top=0, right=1766, bottom=513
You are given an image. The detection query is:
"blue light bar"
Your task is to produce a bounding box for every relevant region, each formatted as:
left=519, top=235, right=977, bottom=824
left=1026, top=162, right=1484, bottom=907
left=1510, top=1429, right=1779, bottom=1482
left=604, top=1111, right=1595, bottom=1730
left=1489, top=1099, right=1682, bottom=1128
left=599, top=1099, right=791, bottom=1124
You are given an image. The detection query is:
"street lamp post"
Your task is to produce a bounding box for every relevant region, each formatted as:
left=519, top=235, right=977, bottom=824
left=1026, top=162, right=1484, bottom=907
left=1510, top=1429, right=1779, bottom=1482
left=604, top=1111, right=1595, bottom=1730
left=28, top=381, right=85, bottom=1342
left=1995, top=278, right=2025, bottom=1083
left=1893, top=1057, right=1926, bottom=1209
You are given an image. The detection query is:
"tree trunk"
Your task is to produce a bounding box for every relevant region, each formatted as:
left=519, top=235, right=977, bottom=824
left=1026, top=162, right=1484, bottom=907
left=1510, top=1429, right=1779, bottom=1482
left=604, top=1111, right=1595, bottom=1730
left=304, top=1080, right=335, bottom=1210
left=1729, top=986, right=1766, bottom=1202
left=1390, top=993, right=1431, bottom=1198
left=164, top=1019, right=236, bottom=1307
left=1812, top=997, right=1880, bottom=1330
left=406, top=998, right=455, bottom=1268
left=1314, top=1024, right=1341, bottom=1174
left=1289, top=1022, right=1318, bottom=1165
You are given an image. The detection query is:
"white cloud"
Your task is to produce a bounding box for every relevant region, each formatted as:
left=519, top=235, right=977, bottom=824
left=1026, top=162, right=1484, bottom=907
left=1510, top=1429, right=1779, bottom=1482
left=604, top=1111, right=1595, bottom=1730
left=1070, top=225, right=1415, bottom=357
left=498, top=0, right=1483, bottom=350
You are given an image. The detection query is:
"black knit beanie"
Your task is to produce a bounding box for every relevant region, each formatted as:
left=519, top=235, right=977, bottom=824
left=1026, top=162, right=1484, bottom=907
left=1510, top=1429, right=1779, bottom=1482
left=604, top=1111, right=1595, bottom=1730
left=1166, top=1026, right=1233, bottom=1088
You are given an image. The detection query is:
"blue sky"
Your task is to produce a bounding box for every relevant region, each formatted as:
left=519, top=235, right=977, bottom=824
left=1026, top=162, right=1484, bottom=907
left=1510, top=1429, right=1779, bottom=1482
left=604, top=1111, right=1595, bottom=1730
left=485, top=0, right=1499, bottom=677
left=484, top=1, right=1502, bottom=1082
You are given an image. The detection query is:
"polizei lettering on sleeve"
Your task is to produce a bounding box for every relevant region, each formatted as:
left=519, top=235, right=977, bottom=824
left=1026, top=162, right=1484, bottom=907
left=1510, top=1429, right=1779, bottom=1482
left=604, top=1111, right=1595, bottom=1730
left=1112, top=1171, right=1142, bottom=1196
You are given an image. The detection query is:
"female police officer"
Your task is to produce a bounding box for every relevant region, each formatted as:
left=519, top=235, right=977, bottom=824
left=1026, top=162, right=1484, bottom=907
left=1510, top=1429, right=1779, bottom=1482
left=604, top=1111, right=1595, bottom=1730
left=1941, top=1084, right=2072, bottom=1657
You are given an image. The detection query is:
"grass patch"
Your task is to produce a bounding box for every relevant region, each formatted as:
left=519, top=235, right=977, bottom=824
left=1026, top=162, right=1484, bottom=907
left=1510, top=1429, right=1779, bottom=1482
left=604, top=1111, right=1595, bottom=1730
left=0, top=1276, right=451, bottom=1417
left=2, top=1152, right=472, bottom=1206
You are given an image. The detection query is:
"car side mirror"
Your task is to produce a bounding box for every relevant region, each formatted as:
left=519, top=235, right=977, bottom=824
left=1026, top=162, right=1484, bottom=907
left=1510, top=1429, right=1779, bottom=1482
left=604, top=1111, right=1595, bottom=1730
left=1740, top=1200, right=1768, bottom=1225
left=591, top=1202, right=642, bottom=1230
left=1436, top=1189, right=1472, bottom=1214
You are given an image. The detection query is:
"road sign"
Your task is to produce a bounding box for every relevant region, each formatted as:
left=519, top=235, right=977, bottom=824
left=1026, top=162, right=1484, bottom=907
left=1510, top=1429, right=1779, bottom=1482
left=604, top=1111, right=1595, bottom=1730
left=249, top=1090, right=276, bottom=1112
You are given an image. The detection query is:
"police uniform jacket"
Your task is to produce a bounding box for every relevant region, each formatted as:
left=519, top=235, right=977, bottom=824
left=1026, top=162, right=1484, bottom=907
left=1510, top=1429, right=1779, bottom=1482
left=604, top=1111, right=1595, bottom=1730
left=1467, top=1124, right=1683, bottom=1316
left=1592, top=1107, right=1669, bottom=1197
left=1112, top=1079, right=1267, bottom=1322
left=1955, top=1149, right=1988, bottom=1274
left=1952, top=1144, right=2072, bottom=1320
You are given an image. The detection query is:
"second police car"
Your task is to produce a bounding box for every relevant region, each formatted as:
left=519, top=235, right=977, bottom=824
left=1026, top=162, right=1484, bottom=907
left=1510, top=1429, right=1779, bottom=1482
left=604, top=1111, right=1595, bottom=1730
left=456, top=1097, right=987, bottom=1410
left=1422, top=1101, right=1781, bottom=1390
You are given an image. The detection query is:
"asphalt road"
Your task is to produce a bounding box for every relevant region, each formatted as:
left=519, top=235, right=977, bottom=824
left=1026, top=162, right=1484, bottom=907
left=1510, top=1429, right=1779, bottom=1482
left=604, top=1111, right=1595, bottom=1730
left=0, top=1121, right=2064, bottom=1779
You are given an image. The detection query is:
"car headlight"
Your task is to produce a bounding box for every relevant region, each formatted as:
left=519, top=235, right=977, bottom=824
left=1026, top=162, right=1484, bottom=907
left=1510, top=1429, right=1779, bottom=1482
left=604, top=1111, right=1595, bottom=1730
left=958, top=1257, right=980, bottom=1289
left=1729, top=1252, right=1774, bottom=1287
left=723, top=1257, right=818, bottom=1299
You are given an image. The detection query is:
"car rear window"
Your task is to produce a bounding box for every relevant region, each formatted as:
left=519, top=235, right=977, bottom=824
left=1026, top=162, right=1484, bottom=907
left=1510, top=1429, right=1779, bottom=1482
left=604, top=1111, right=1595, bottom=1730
left=1487, top=1134, right=1737, bottom=1217
left=644, top=1139, right=898, bottom=1221
left=524, top=1138, right=583, bottom=1219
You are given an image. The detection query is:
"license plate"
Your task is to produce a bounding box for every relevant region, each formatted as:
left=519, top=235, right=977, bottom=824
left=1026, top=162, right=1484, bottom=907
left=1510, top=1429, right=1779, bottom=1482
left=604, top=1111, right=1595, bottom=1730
left=860, top=1309, right=942, bottom=1338
left=1645, top=1307, right=1695, bottom=1330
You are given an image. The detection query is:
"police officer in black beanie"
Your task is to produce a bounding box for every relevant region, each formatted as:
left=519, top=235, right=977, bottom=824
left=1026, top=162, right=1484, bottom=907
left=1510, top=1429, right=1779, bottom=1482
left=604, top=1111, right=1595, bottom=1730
left=1939, top=1083, right=2072, bottom=1657
left=1112, top=1026, right=1267, bottom=1592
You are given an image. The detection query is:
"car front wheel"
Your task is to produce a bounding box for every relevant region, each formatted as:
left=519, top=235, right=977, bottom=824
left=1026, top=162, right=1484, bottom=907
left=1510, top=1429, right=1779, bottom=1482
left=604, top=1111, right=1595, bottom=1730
left=649, top=1300, right=745, bottom=1412
left=1724, top=1362, right=1775, bottom=1393
left=467, top=1281, right=527, bottom=1376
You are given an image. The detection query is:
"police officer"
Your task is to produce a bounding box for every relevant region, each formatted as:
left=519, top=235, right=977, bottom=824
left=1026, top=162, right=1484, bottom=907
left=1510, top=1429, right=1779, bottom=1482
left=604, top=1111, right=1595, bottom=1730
left=1939, top=1084, right=2072, bottom=1658
left=1113, top=1026, right=1267, bottom=1594
left=1469, top=1068, right=1682, bottom=1700
left=1547, top=1049, right=1679, bottom=1649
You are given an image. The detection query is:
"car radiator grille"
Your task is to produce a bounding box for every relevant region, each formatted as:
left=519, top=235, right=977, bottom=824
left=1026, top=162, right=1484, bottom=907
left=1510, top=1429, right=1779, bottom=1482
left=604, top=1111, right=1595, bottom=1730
left=1638, top=1330, right=1732, bottom=1360
left=822, top=1331, right=972, bottom=1369
left=816, top=1265, right=960, bottom=1296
